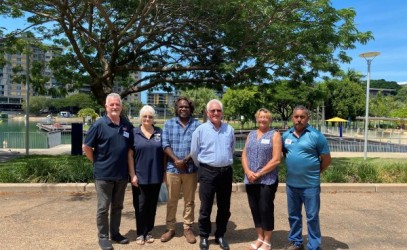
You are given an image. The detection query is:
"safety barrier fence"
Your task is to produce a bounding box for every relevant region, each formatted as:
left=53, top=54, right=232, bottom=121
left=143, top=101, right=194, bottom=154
left=1, top=130, right=406, bottom=152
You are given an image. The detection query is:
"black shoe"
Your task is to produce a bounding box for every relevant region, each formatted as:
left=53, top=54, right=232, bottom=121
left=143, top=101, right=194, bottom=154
left=215, top=237, right=230, bottom=250
left=199, top=237, right=209, bottom=250
left=98, top=238, right=113, bottom=250
left=111, top=233, right=129, bottom=244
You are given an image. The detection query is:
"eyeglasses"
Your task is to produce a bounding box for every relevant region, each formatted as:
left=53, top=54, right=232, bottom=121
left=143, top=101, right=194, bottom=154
left=142, top=115, right=154, bottom=119
left=209, top=109, right=222, bottom=113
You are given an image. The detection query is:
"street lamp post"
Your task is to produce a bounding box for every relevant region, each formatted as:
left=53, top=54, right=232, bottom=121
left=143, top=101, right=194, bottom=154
left=359, top=52, right=380, bottom=160
left=25, top=34, right=31, bottom=156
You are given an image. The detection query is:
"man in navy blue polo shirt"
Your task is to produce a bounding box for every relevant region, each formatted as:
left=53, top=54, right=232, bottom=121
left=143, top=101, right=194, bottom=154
left=282, top=105, right=331, bottom=250
left=83, top=93, right=133, bottom=250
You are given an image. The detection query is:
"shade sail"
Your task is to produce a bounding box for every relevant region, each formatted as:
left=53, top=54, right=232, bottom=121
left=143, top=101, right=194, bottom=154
left=325, top=117, right=348, bottom=122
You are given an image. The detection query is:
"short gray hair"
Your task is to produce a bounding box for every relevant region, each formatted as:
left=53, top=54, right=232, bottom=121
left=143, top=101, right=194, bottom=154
left=206, top=99, right=223, bottom=111
left=293, top=105, right=310, bottom=116
left=105, top=93, right=122, bottom=105
left=139, top=105, right=156, bottom=121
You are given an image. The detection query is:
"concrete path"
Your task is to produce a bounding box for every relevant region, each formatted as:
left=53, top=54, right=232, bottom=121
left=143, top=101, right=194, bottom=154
left=1, top=190, right=406, bottom=250
left=1, top=145, right=406, bottom=249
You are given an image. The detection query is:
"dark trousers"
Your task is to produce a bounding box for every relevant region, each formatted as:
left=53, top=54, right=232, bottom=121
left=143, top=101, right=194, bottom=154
left=132, top=183, right=161, bottom=237
left=246, top=181, right=278, bottom=231
left=95, top=179, right=128, bottom=238
left=198, top=164, right=233, bottom=238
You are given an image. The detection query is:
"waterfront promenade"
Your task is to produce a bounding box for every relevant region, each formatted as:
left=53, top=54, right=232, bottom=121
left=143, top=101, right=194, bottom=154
left=1, top=187, right=406, bottom=249
left=1, top=145, right=406, bottom=249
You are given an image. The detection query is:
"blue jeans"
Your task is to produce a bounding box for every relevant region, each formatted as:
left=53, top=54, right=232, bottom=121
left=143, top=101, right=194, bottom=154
left=286, top=185, right=321, bottom=250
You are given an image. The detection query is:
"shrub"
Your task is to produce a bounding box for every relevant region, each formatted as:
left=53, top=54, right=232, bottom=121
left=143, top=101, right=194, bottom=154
left=0, top=155, right=406, bottom=184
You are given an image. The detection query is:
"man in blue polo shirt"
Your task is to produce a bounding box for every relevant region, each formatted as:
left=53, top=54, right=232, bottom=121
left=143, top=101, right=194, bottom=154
left=282, top=105, right=331, bottom=250
left=83, top=93, right=133, bottom=250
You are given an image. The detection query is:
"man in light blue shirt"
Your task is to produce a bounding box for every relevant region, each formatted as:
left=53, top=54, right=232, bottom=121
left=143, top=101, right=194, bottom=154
left=282, top=105, right=331, bottom=250
left=190, top=99, right=235, bottom=250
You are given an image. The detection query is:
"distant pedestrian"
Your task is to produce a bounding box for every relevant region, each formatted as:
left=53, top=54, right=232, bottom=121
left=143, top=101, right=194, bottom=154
left=282, top=105, right=331, bottom=250
left=128, top=105, right=165, bottom=245
left=190, top=99, right=235, bottom=250
left=83, top=93, right=133, bottom=250
left=241, top=108, right=282, bottom=250
left=160, top=97, right=201, bottom=244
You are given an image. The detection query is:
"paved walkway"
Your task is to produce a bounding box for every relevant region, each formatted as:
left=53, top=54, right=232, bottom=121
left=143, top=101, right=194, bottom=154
left=1, top=145, right=406, bottom=249
left=1, top=190, right=406, bottom=249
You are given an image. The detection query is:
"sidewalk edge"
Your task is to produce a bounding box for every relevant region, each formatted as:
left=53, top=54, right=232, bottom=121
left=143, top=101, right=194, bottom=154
left=1, top=183, right=407, bottom=193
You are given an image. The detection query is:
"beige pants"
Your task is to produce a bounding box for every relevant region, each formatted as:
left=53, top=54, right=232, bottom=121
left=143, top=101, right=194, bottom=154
left=165, top=172, right=198, bottom=230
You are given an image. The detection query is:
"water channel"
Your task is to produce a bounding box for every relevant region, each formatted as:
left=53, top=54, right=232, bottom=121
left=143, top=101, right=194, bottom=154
left=0, top=118, right=75, bottom=149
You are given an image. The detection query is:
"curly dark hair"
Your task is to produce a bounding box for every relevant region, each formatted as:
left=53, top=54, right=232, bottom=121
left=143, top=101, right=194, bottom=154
left=175, top=96, right=195, bottom=116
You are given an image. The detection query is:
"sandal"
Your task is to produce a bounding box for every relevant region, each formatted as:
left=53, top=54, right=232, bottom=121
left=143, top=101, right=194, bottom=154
left=145, top=234, right=155, bottom=243
left=135, top=235, right=145, bottom=245
left=258, top=240, right=272, bottom=250
left=249, top=238, right=263, bottom=250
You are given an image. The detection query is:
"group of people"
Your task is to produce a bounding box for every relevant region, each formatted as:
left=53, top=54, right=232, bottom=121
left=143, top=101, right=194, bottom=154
left=83, top=92, right=331, bottom=250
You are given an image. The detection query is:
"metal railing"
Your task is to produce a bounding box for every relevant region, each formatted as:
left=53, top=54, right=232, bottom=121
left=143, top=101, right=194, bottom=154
left=1, top=131, right=85, bottom=149
left=234, top=127, right=407, bottom=152
left=1, top=128, right=406, bottom=152
left=326, top=137, right=407, bottom=153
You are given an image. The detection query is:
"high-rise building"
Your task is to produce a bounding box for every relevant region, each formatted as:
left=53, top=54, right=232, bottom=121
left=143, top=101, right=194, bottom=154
left=0, top=42, right=61, bottom=111
left=0, top=40, right=142, bottom=113
left=146, top=90, right=181, bottom=117
left=114, top=72, right=142, bottom=104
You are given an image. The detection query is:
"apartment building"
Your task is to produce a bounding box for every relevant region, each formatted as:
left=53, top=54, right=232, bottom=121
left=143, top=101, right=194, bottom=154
left=0, top=41, right=142, bottom=113
left=0, top=43, right=60, bottom=111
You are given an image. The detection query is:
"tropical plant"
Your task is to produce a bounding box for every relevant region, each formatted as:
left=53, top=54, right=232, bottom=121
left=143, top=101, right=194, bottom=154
left=1, top=0, right=373, bottom=105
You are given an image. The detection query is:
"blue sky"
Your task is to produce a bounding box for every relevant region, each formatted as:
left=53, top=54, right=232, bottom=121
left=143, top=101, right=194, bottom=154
left=332, top=0, right=407, bottom=84
left=1, top=1, right=406, bottom=85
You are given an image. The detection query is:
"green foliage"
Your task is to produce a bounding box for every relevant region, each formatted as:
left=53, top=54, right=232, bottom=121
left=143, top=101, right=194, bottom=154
left=232, top=157, right=407, bottom=183
left=370, top=79, right=401, bottom=91
left=261, top=81, right=325, bottom=123
left=222, top=86, right=262, bottom=127
left=390, top=106, right=407, bottom=128
left=65, top=93, right=100, bottom=110
left=369, top=93, right=399, bottom=117
left=122, top=100, right=143, bottom=117
left=77, top=108, right=99, bottom=121
left=323, top=76, right=365, bottom=119
left=48, top=93, right=100, bottom=114
left=1, top=155, right=406, bottom=184
left=181, top=88, right=217, bottom=116
left=321, top=158, right=407, bottom=183
left=0, top=155, right=93, bottom=183
left=0, top=0, right=373, bottom=106
left=395, top=86, right=407, bottom=103
left=22, top=95, right=50, bottom=115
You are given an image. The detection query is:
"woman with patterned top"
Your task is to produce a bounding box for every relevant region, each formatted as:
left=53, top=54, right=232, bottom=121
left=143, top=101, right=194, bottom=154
left=128, top=105, right=165, bottom=245
left=241, top=108, right=282, bottom=250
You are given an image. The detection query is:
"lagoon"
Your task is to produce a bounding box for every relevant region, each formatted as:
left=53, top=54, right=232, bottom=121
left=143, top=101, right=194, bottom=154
left=0, top=117, right=82, bottom=149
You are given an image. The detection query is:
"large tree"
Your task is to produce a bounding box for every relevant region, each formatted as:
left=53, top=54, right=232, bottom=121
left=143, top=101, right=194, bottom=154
left=323, top=78, right=365, bottom=120
left=1, top=0, right=372, bottom=105
left=222, top=86, right=262, bottom=128
left=259, top=81, right=324, bottom=124
left=181, top=87, right=217, bottom=117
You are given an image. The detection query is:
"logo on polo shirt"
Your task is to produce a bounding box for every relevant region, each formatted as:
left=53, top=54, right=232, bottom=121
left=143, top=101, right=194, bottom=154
left=153, top=133, right=161, bottom=142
